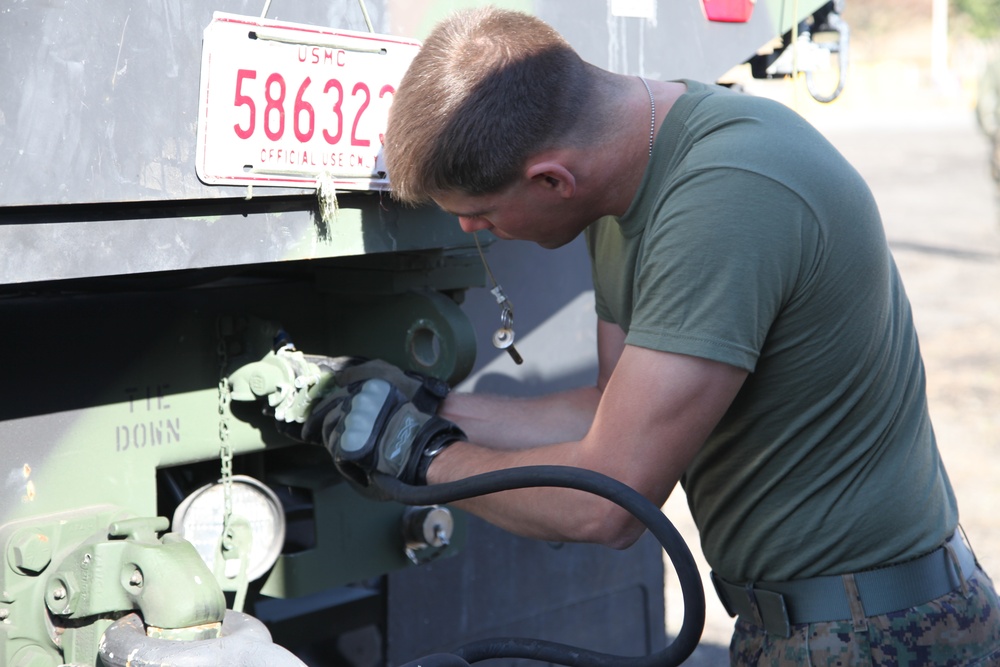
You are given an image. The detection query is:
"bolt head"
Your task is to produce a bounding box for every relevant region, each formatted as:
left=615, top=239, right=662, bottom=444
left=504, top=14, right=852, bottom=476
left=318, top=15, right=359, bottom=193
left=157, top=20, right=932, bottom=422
left=45, top=574, right=78, bottom=616
left=7, top=531, right=52, bottom=576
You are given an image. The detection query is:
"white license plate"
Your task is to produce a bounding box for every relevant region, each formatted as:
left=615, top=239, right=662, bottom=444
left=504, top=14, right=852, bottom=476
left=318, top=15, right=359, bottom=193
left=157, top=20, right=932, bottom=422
left=195, top=12, right=421, bottom=191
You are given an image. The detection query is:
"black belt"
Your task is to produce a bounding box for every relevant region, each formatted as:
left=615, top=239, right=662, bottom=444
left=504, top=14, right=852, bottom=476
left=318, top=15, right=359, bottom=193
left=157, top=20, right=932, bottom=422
left=711, top=530, right=978, bottom=637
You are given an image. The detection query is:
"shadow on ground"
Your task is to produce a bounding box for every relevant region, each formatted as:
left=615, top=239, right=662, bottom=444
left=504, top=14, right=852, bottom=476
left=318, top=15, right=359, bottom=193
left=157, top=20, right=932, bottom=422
left=670, top=640, right=729, bottom=667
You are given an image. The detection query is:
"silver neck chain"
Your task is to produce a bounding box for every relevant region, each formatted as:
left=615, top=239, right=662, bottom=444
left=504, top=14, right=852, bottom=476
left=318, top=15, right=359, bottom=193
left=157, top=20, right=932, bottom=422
left=638, top=77, right=655, bottom=158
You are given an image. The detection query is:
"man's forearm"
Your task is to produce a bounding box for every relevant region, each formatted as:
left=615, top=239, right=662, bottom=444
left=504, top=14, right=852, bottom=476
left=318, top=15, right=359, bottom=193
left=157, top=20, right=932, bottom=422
left=424, top=436, right=646, bottom=549
left=425, top=347, right=747, bottom=549
left=439, top=385, right=602, bottom=450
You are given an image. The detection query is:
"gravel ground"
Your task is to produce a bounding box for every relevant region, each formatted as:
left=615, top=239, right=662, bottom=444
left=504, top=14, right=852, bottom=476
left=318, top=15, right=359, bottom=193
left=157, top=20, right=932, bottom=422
left=663, top=88, right=1000, bottom=664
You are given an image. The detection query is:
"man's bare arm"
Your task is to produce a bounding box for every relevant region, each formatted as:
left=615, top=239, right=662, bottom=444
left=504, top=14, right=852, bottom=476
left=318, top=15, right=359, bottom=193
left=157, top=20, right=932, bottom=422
left=426, top=337, right=747, bottom=549
left=437, top=320, right=627, bottom=449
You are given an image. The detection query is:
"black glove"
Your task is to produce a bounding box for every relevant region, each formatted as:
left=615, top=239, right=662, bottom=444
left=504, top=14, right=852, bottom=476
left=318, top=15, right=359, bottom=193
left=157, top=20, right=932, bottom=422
left=228, top=347, right=450, bottom=434
left=308, top=378, right=465, bottom=488
left=309, top=357, right=452, bottom=415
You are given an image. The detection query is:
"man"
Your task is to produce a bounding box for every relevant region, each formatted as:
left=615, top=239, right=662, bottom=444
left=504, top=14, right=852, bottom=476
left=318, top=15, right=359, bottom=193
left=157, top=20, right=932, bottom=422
left=271, top=7, right=1000, bottom=666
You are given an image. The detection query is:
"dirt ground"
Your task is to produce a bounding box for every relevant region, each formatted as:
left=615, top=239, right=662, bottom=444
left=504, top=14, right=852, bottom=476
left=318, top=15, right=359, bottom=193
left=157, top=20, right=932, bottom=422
left=663, top=75, right=1000, bottom=664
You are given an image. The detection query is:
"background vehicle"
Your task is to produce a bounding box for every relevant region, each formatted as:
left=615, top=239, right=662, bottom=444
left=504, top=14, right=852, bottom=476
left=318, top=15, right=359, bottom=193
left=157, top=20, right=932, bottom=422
left=0, top=2, right=843, bottom=665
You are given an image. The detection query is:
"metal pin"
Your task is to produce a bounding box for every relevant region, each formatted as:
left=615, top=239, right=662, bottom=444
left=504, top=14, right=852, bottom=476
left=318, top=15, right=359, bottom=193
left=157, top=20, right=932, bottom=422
left=473, top=232, right=525, bottom=365
left=492, top=328, right=523, bottom=365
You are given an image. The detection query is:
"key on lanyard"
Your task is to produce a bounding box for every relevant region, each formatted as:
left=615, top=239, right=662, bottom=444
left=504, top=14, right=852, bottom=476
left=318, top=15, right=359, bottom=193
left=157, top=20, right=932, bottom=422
left=491, top=300, right=523, bottom=365
left=492, top=326, right=523, bottom=365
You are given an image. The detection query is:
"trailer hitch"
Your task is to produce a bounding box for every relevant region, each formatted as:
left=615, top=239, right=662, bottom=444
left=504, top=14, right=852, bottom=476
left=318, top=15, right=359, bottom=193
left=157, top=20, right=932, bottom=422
left=804, top=6, right=850, bottom=104
left=756, top=0, right=851, bottom=104
left=99, top=611, right=307, bottom=667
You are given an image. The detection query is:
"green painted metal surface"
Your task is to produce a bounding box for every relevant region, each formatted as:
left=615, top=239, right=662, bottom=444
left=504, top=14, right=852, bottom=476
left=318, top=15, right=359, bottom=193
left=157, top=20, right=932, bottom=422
left=0, top=265, right=477, bottom=665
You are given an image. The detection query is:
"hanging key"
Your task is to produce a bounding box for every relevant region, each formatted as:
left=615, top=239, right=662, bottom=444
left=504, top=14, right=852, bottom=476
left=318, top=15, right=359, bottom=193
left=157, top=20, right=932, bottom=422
left=492, top=327, right=523, bottom=365
left=475, top=244, right=524, bottom=366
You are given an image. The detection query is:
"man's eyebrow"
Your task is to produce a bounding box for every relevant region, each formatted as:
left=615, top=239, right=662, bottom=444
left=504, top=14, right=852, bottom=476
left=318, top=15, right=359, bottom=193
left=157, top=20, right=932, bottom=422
left=440, top=207, right=489, bottom=219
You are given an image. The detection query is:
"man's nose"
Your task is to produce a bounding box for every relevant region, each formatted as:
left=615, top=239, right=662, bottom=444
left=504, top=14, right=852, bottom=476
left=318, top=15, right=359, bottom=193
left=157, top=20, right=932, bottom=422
left=458, top=216, right=491, bottom=233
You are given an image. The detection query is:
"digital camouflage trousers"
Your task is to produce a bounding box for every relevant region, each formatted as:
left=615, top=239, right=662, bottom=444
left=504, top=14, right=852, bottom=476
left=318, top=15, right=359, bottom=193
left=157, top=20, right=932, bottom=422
left=730, top=569, right=1000, bottom=666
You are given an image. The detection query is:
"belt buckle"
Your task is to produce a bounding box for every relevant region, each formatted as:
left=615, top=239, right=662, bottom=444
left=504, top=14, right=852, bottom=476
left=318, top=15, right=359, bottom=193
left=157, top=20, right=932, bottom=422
left=750, top=586, right=792, bottom=638
left=711, top=573, right=792, bottom=638
left=710, top=572, right=737, bottom=618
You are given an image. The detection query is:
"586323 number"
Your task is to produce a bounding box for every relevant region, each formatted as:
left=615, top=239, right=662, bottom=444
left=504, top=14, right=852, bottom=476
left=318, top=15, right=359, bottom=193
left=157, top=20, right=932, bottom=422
left=231, top=68, right=395, bottom=146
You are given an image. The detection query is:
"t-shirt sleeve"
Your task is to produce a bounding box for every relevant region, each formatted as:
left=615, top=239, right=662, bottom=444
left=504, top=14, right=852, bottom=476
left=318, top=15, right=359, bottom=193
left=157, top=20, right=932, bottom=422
left=626, top=168, right=815, bottom=372
left=585, top=218, right=617, bottom=324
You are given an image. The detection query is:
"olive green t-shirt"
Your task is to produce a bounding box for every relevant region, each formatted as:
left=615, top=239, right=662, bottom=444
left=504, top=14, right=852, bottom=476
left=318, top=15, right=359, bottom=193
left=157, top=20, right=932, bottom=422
left=586, top=80, right=957, bottom=582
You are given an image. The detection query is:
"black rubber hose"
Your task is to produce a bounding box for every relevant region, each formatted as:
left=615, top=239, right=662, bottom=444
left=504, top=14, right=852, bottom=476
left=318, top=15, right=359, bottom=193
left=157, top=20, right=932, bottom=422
left=394, top=653, right=473, bottom=667
left=372, top=465, right=705, bottom=667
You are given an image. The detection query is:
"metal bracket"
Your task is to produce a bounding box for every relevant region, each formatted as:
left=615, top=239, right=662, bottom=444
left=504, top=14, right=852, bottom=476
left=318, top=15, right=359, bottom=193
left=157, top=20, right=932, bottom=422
left=1, top=509, right=227, bottom=666
left=44, top=516, right=226, bottom=633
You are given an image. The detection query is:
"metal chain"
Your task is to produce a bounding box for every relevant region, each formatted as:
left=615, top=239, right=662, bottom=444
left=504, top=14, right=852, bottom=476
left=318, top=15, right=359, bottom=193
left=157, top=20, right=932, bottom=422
left=216, top=319, right=235, bottom=554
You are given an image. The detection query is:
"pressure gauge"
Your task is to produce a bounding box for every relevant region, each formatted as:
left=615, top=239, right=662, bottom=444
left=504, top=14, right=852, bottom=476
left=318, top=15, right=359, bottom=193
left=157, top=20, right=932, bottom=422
left=172, top=475, right=286, bottom=582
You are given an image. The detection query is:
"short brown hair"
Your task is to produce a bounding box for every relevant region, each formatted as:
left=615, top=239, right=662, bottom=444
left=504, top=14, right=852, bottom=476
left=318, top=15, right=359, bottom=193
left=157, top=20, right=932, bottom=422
left=384, top=7, right=593, bottom=205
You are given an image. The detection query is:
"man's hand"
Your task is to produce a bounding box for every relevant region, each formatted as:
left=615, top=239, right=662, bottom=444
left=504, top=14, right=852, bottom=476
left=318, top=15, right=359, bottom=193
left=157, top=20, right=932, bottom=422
left=310, top=357, right=451, bottom=415
left=229, top=348, right=450, bottom=430
left=230, top=349, right=461, bottom=486
left=309, top=378, right=465, bottom=487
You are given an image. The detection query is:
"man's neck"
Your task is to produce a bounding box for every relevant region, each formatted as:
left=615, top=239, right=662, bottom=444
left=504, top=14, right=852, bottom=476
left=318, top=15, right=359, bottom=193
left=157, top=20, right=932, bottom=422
left=576, top=79, right=686, bottom=218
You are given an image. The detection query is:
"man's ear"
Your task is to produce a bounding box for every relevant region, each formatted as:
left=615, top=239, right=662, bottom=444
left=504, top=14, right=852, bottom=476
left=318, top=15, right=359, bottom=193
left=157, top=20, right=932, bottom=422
left=525, top=161, right=576, bottom=199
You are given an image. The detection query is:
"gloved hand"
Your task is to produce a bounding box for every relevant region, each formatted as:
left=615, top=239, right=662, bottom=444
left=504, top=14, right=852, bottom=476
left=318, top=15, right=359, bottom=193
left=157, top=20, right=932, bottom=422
left=229, top=348, right=451, bottom=436
left=308, top=357, right=451, bottom=415
left=228, top=347, right=462, bottom=487
left=307, top=378, right=465, bottom=487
